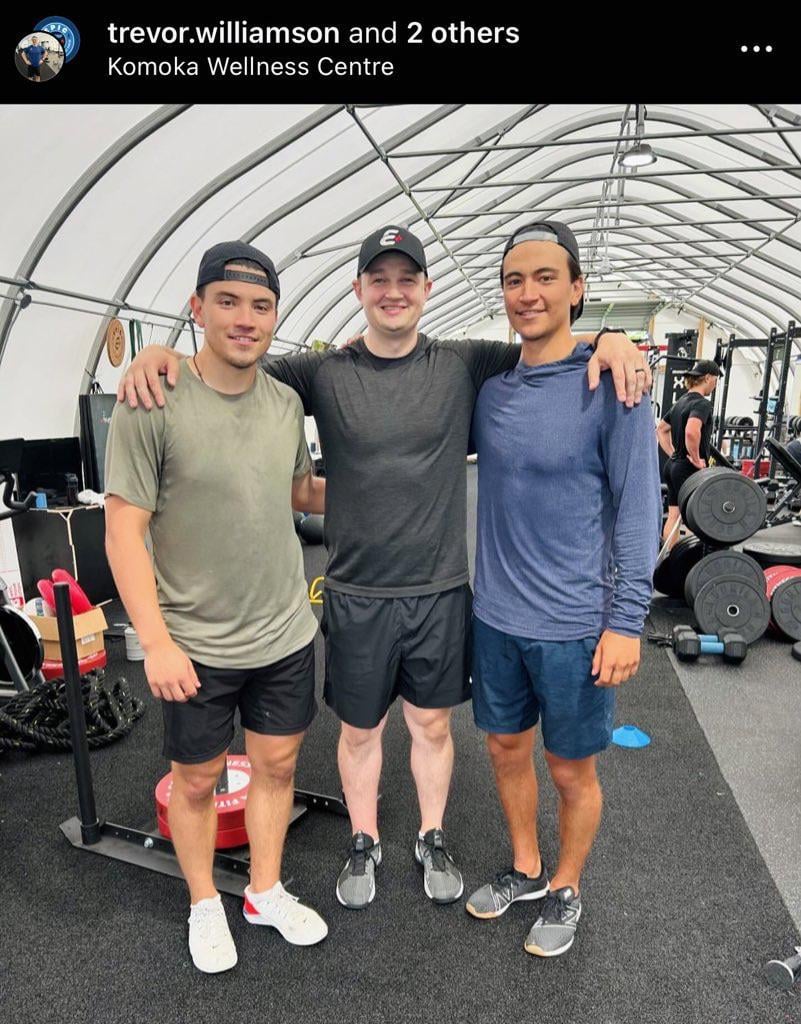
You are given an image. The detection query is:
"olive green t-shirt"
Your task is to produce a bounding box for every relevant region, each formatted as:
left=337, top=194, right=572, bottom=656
left=105, top=367, right=317, bottom=668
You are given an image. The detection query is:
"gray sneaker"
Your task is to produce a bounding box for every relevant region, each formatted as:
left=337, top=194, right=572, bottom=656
left=524, top=886, right=582, bottom=957
left=466, top=864, right=549, bottom=919
left=414, top=828, right=463, bottom=904
left=336, top=832, right=382, bottom=909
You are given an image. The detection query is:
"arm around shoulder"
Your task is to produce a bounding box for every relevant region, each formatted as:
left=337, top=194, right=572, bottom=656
left=117, top=345, right=185, bottom=410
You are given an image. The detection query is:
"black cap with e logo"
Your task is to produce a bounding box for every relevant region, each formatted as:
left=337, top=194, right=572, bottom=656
left=357, top=226, right=428, bottom=275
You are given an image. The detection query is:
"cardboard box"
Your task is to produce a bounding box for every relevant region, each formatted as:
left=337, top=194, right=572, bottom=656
left=29, top=606, right=108, bottom=661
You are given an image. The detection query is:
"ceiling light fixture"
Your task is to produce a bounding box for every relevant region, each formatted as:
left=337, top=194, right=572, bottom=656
left=620, top=104, right=657, bottom=168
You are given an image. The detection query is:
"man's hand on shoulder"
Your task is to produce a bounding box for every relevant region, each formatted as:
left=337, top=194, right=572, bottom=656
left=586, top=332, right=651, bottom=408
left=116, top=345, right=184, bottom=410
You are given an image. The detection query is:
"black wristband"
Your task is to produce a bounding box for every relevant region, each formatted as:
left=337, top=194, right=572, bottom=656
left=591, top=327, right=629, bottom=349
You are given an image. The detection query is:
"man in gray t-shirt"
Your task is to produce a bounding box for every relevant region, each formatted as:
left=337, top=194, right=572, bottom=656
left=105, top=243, right=327, bottom=974
left=119, top=226, right=649, bottom=913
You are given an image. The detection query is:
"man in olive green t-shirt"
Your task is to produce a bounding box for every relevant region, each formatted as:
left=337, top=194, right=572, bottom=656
left=104, top=242, right=328, bottom=974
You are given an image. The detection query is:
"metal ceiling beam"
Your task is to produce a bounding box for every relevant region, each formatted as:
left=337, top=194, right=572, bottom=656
left=446, top=216, right=799, bottom=239
left=425, top=105, right=543, bottom=224
left=391, top=125, right=801, bottom=156
left=412, top=165, right=801, bottom=191
left=755, top=105, right=801, bottom=168
left=432, top=194, right=801, bottom=216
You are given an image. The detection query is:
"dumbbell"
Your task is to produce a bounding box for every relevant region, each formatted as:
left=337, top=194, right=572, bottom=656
left=764, top=947, right=801, bottom=990
left=672, top=625, right=748, bottom=664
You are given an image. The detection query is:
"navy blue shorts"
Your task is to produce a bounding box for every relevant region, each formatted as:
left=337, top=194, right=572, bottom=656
left=471, top=617, right=615, bottom=759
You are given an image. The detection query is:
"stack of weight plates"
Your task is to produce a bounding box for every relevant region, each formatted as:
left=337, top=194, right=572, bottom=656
left=688, top=551, right=771, bottom=644
left=653, top=468, right=768, bottom=604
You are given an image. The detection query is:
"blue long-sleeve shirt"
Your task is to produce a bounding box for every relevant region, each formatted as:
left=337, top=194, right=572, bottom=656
left=472, top=344, right=661, bottom=640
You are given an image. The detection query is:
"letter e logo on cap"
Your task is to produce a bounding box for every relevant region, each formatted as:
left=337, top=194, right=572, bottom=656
left=380, top=229, right=402, bottom=247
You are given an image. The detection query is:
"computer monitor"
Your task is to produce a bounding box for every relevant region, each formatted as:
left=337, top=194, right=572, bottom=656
left=16, top=437, right=83, bottom=502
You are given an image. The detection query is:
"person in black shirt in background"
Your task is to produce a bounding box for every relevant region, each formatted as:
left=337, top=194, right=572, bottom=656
left=656, top=359, right=721, bottom=548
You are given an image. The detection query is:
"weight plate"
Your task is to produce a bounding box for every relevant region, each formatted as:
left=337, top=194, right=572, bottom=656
left=0, top=605, right=43, bottom=682
left=765, top=566, right=801, bottom=640
left=653, top=537, right=703, bottom=598
left=686, top=472, right=766, bottom=545
left=677, top=468, right=718, bottom=518
left=742, top=539, right=801, bottom=569
left=157, top=812, right=249, bottom=850
left=40, top=649, right=107, bottom=681
left=155, top=755, right=251, bottom=828
left=684, top=550, right=764, bottom=606
left=693, top=575, right=771, bottom=645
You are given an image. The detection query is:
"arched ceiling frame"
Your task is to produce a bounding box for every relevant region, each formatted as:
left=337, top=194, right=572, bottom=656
left=6, top=104, right=801, bottom=387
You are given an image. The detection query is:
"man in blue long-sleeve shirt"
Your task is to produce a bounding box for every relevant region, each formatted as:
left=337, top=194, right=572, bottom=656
left=466, top=222, right=661, bottom=958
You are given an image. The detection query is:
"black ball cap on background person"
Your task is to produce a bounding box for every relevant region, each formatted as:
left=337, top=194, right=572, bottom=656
left=357, top=226, right=428, bottom=275
left=684, top=359, right=722, bottom=378
left=500, top=221, right=584, bottom=322
left=196, top=241, right=280, bottom=300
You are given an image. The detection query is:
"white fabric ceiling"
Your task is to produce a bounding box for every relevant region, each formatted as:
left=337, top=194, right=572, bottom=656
left=2, top=102, right=801, bottom=437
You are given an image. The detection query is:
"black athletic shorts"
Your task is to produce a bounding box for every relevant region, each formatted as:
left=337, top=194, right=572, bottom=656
left=663, top=457, right=699, bottom=506
left=321, top=584, right=473, bottom=729
left=161, top=640, right=316, bottom=764
left=27, top=65, right=40, bottom=78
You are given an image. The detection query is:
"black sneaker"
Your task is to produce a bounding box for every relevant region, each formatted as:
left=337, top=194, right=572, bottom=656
left=336, top=832, right=382, bottom=909
left=466, top=864, right=549, bottom=919
left=524, top=886, right=582, bottom=957
left=414, top=828, right=463, bottom=904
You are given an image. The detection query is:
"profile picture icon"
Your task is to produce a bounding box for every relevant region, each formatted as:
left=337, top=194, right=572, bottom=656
left=15, top=32, right=65, bottom=83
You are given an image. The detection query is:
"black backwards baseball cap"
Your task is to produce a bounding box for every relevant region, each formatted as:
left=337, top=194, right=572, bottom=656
left=501, top=221, right=584, bottom=323
left=357, top=226, right=428, bottom=275
left=684, top=359, right=722, bottom=378
left=196, top=241, right=280, bottom=300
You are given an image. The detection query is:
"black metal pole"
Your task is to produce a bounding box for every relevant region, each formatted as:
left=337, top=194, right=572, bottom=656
left=752, top=330, right=775, bottom=472
left=769, top=322, right=796, bottom=480
left=54, top=582, right=101, bottom=844
left=716, top=334, right=735, bottom=450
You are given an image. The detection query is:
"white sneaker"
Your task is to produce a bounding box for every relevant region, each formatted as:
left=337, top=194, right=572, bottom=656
left=187, top=895, right=238, bottom=973
left=243, top=881, right=328, bottom=945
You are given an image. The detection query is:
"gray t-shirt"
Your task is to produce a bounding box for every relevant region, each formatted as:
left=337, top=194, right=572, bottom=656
left=265, top=334, right=519, bottom=597
left=105, top=368, right=317, bottom=668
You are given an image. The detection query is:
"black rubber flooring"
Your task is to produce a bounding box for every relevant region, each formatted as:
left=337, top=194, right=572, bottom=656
left=1, top=472, right=799, bottom=1023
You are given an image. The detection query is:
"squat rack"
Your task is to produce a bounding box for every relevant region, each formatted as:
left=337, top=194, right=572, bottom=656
left=715, top=321, right=800, bottom=477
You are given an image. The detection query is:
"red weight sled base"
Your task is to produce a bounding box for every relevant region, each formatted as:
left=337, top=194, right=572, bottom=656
left=54, top=583, right=348, bottom=896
